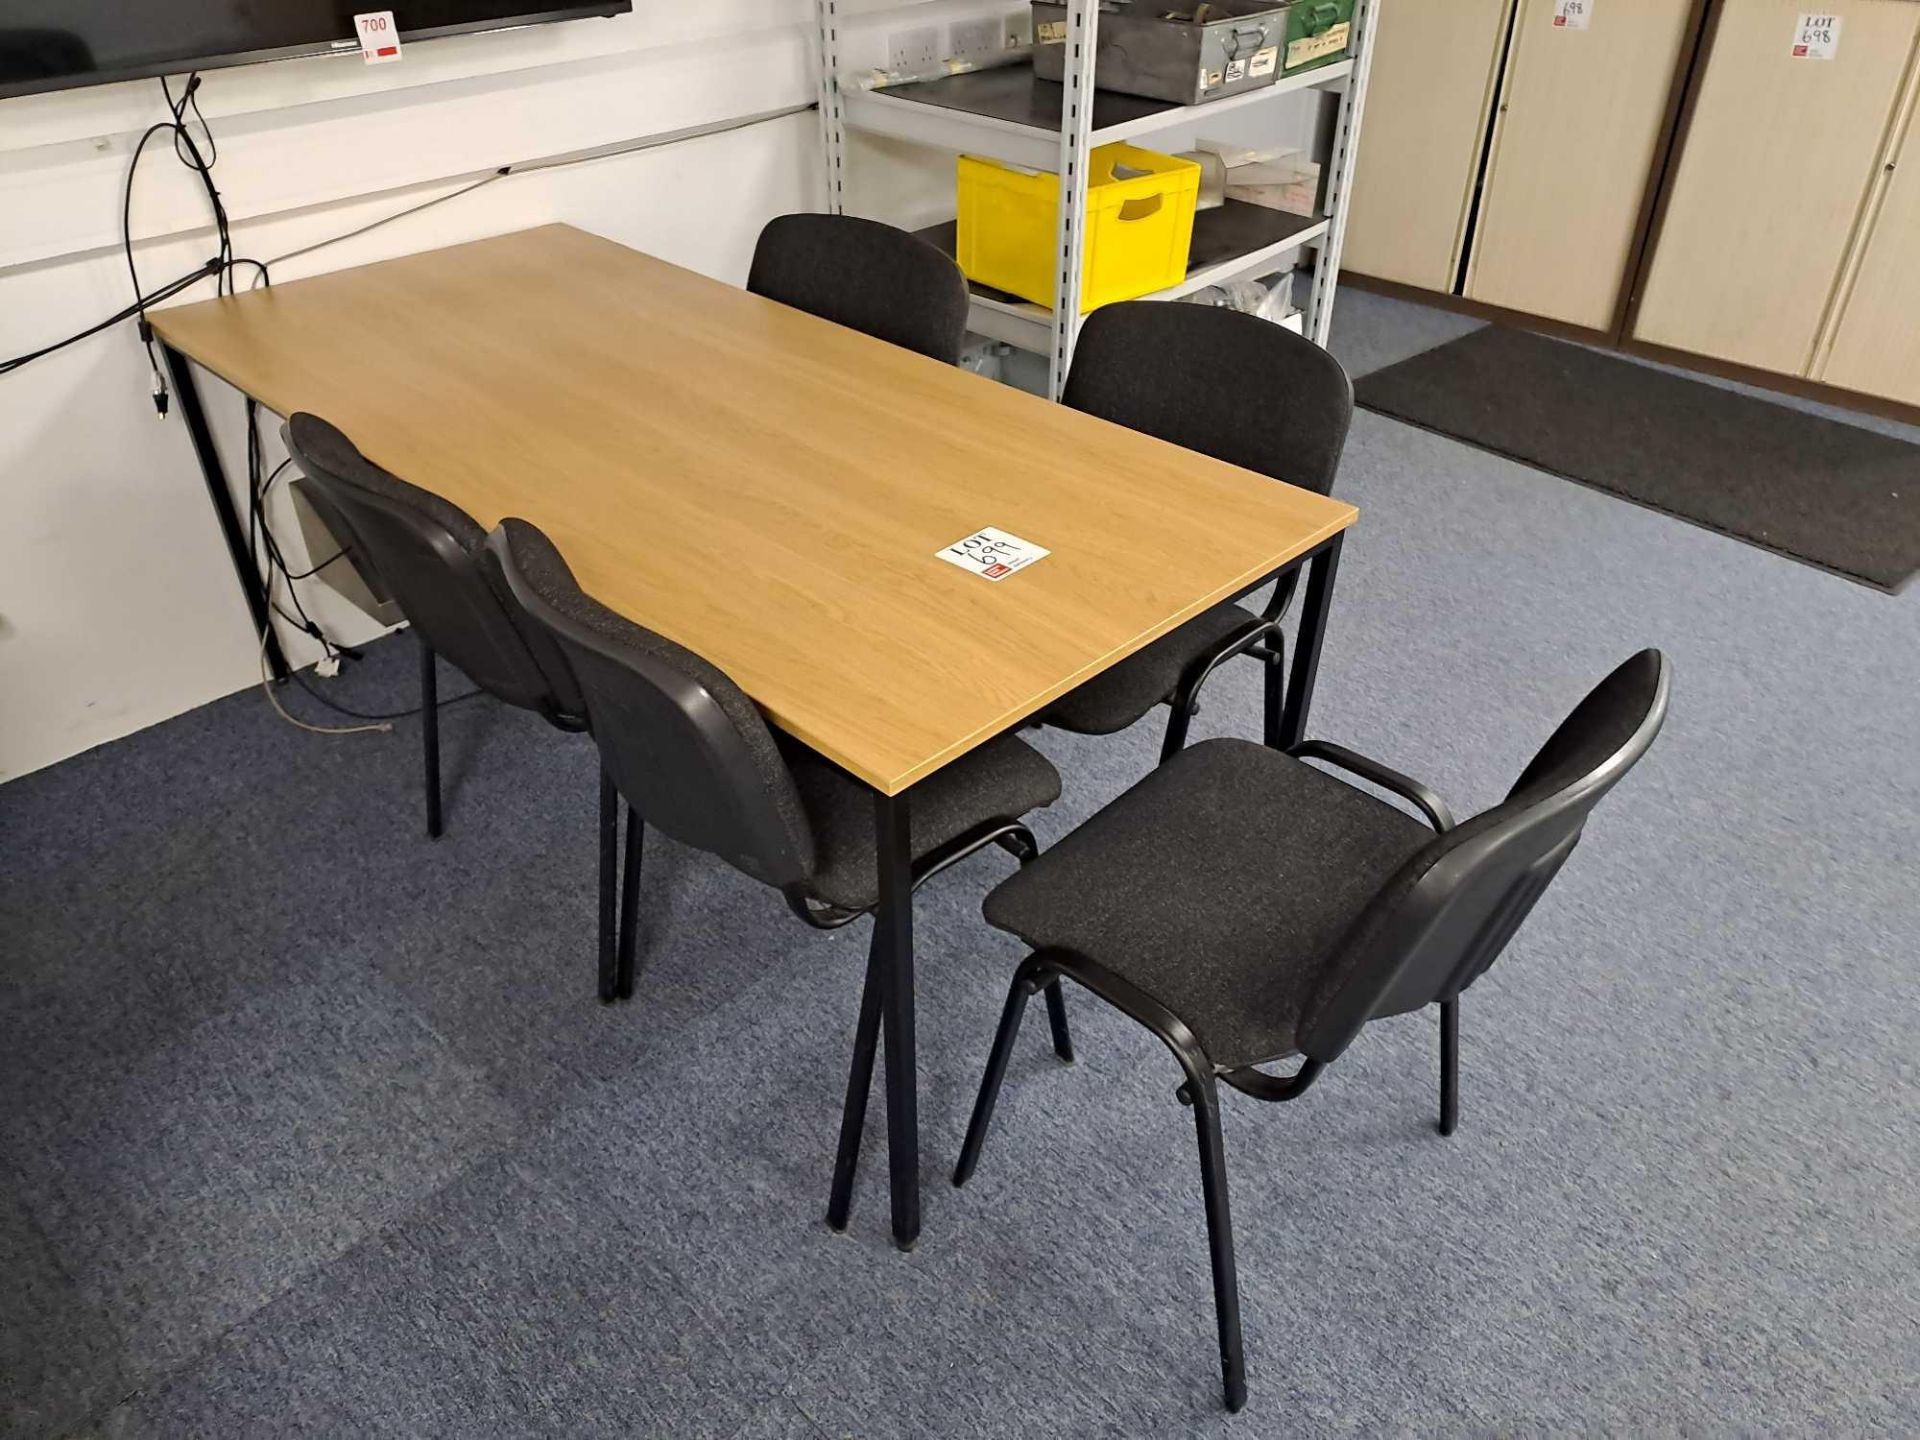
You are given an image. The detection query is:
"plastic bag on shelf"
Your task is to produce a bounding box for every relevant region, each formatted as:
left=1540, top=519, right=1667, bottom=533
left=1183, top=274, right=1302, bottom=330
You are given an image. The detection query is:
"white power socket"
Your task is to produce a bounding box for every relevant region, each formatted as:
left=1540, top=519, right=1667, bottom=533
left=949, top=16, right=1002, bottom=59
left=888, top=25, right=943, bottom=73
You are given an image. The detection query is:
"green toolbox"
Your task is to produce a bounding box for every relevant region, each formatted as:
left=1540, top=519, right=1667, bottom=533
left=1277, top=0, right=1353, bottom=74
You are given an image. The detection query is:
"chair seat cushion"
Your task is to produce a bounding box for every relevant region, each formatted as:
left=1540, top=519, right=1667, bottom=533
left=1042, top=603, right=1261, bottom=736
left=788, top=735, right=1062, bottom=911
left=982, top=738, right=1434, bottom=1068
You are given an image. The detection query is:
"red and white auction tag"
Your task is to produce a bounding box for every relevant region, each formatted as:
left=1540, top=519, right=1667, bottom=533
left=354, top=11, right=403, bottom=64
left=1791, top=13, right=1841, bottom=58
left=1552, top=0, right=1593, bottom=31
left=936, top=526, right=1049, bottom=582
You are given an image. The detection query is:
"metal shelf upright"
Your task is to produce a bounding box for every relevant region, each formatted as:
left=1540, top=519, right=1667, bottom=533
left=814, top=0, right=1378, bottom=399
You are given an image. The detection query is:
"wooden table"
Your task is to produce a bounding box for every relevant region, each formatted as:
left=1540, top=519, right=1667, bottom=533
left=151, top=223, right=1358, bottom=1248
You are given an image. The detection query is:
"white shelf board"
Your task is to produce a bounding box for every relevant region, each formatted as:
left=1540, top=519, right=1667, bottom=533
left=844, top=82, right=1062, bottom=170
left=1098, top=64, right=1352, bottom=146
left=1167, top=215, right=1329, bottom=297
left=843, top=59, right=1353, bottom=171
left=954, top=215, right=1330, bottom=354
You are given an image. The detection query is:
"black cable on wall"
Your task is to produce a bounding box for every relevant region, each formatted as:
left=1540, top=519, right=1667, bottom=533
left=1, top=81, right=815, bottom=729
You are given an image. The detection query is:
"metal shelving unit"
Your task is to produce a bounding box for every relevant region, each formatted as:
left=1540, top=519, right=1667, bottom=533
left=815, top=0, right=1377, bottom=399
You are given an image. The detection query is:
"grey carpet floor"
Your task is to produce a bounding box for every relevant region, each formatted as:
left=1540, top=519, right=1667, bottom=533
left=3, top=291, right=1916, bottom=1438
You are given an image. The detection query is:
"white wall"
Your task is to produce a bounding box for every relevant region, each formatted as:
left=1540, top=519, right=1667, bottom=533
left=0, top=0, right=1322, bottom=782
left=0, top=1, right=827, bottom=781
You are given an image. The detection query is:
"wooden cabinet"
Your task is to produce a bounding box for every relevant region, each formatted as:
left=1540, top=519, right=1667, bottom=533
left=1817, top=80, right=1920, bottom=405
left=1632, top=0, right=1920, bottom=377
left=1464, top=0, right=1695, bottom=330
left=1339, top=0, right=1920, bottom=411
left=1340, top=0, right=1514, bottom=292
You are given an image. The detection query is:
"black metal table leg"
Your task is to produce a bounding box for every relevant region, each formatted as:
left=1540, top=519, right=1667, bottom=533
left=1276, top=533, right=1344, bottom=749
left=872, top=789, right=920, bottom=1250
left=161, top=343, right=289, bottom=682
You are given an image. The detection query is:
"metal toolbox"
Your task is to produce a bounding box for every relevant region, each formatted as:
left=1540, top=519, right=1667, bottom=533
left=1031, top=1, right=1290, bottom=107
left=1279, top=0, right=1353, bottom=74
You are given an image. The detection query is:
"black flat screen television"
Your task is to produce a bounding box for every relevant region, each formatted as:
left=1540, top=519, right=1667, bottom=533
left=0, top=1, right=632, bottom=100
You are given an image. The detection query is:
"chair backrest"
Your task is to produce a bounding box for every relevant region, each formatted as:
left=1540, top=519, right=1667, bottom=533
left=1062, top=302, right=1355, bottom=495
left=486, top=517, right=816, bottom=891
left=1063, top=303, right=1354, bottom=616
left=284, top=414, right=582, bottom=723
left=747, top=213, right=971, bottom=364
left=1297, top=650, right=1672, bottom=1064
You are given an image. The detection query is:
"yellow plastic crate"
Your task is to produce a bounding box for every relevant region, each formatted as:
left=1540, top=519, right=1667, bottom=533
left=956, top=144, right=1201, bottom=313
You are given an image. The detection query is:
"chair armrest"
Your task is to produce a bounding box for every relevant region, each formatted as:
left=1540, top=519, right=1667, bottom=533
left=1260, top=568, right=1300, bottom=624
left=1289, top=740, right=1456, bottom=832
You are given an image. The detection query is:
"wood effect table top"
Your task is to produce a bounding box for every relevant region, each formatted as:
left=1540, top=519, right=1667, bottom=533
left=153, top=224, right=1357, bottom=793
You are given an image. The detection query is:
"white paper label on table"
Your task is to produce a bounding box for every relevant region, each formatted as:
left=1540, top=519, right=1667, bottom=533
left=354, top=11, right=403, bottom=63
left=1552, top=0, right=1593, bottom=30
left=1249, top=46, right=1279, bottom=78
left=937, top=527, right=1050, bottom=581
left=1791, top=13, right=1841, bottom=58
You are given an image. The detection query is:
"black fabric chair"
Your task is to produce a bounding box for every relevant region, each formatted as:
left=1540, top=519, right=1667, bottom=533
left=285, top=415, right=589, bottom=834
left=1042, top=302, right=1355, bottom=759
left=486, top=516, right=1073, bottom=1203
left=284, top=416, right=634, bottom=1002
left=747, top=213, right=971, bottom=364
left=955, top=651, right=1672, bottom=1411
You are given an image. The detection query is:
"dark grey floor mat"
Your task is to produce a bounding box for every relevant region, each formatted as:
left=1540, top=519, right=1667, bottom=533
left=1354, top=325, right=1920, bottom=591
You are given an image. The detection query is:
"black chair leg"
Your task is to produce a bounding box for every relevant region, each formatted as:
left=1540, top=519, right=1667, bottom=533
left=613, top=806, right=643, bottom=1001
left=1439, top=997, right=1459, bottom=1136
left=1043, top=982, right=1075, bottom=1063
left=1002, top=836, right=1074, bottom=1064
left=419, top=635, right=443, bottom=839
left=1160, top=694, right=1197, bottom=764
left=952, top=962, right=1042, bottom=1187
left=827, top=933, right=886, bottom=1230
left=596, top=766, right=619, bottom=1004
left=1261, top=638, right=1286, bottom=751
left=1190, top=1074, right=1248, bottom=1413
